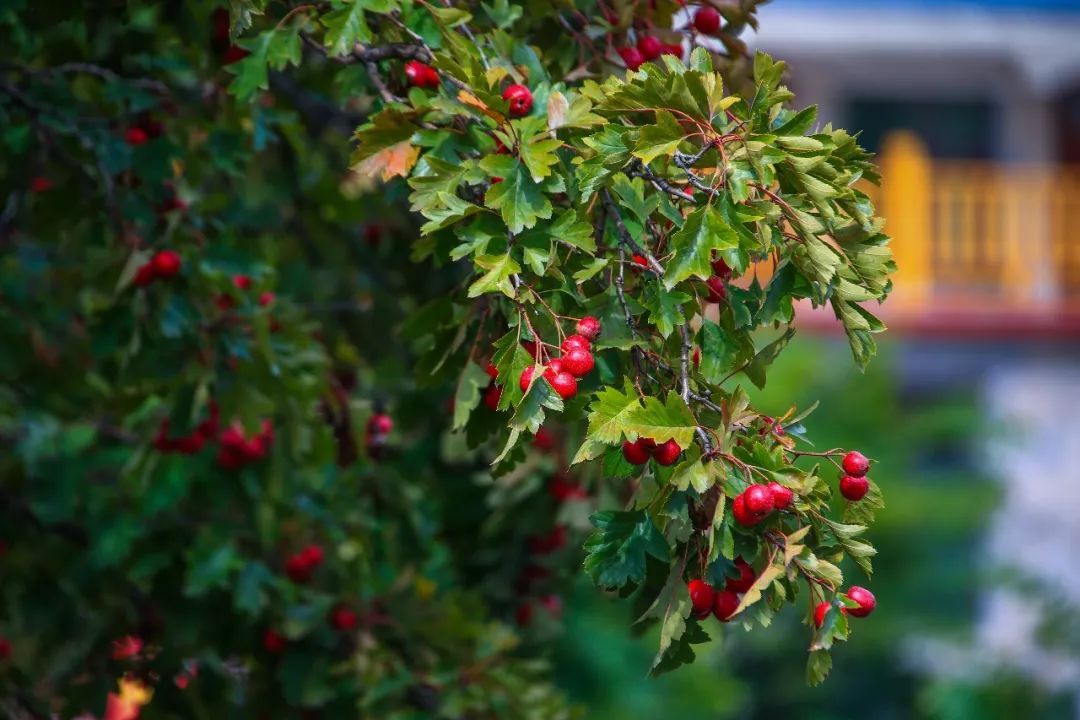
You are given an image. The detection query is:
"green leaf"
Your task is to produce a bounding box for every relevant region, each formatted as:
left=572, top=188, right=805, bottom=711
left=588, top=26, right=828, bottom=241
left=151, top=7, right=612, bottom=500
left=467, top=253, right=521, bottom=298
left=641, top=557, right=691, bottom=671
left=583, top=510, right=669, bottom=589
left=453, top=361, right=492, bottom=430
left=623, top=393, right=698, bottom=448
left=807, top=649, right=833, bottom=686
left=549, top=209, right=595, bottom=254
left=322, top=1, right=371, bottom=55
left=581, top=382, right=642, bottom=446
left=640, top=283, right=690, bottom=338
left=633, top=110, right=685, bottom=165
left=744, top=327, right=796, bottom=389
left=480, top=155, right=553, bottom=233
left=663, top=204, right=738, bottom=288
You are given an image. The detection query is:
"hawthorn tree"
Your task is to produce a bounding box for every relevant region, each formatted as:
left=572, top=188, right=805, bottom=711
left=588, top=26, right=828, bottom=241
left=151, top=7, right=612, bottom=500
left=0, top=0, right=894, bottom=717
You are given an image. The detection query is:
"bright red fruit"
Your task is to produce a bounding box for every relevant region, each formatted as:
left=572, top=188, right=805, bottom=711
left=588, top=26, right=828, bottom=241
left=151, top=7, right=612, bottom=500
left=562, top=348, right=594, bottom=377
left=692, top=347, right=701, bottom=368
left=539, top=593, right=563, bottom=617
left=767, top=481, right=794, bottom=510
left=652, top=439, right=682, bottom=466
left=152, top=250, right=182, bottom=278
left=705, top=275, right=727, bottom=303
left=842, top=450, right=870, bottom=477
left=631, top=254, right=648, bottom=269
left=726, top=557, right=755, bottom=593
left=622, top=438, right=652, bottom=465
left=839, top=474, right=870, bottom=501
left=258, top=291, right=274, bottom=307
left=618, top=46, right=644, bottom=71
left=561, top=334, right=591, bottom=353
left=111, top=635, right=144, bottom=660
left=125, top=126, right=149, bottom=146
left=576, top=316, right=601, bottom=340
left=133, top=263, right=156, bottom=287
left=731, top=493, right=761, bottom=527
left=688, top=579, right=715, bottom=619
left=814, top=601, right=846, bottom=628
left=743, top=485, right=774, bottom=516
left=519, top=365, right=536, bottom=393
left=404, top=60, right=439, bottom=89
left=693, top=6, right=722, bottom=35
left=502, top=84, right=533, bottom=117
left=30, top=176, right=53, bottom=193
left=367, top=413, right=393, bottom=436
left=233, top=274, right=252, bottom=290
left=482, top=384, right=502, bottom=411
left=549, top=371, right=577, bottom=399
left=713, top=589, right=739, bottom=621
left=845, top=586, right=876, bottom=617
left=711, top=257, right=732, bottom=278
left=262, top=629, right=286, bottom=653
left=543, top=358, right=565, bottom=380
left=637, top=34, right=664, bottom=60
left=661, top=43, right=684, bottom=58
left=485, top=362, right=499, bottom=379
left=330, top=604, right=359, bottom=631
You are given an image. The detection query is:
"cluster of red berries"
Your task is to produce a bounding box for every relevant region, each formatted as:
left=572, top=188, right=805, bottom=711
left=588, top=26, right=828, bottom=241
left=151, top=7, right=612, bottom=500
left=692, top=6, right=723, bottom=36
left=284, top=544, right=325, bottom=584
left=217, top=419, right=274, bottom=470
left=133, top=249, right=182, bottom=288
left=617, top=34, right=683, bottom=70
left=329, top=603, right=359, bottom=632
left=814, top=586, right=876, bottom=627
left=838, top=450, right=872, bottom=501
left=687, top=556, right=757, bottom=623
left=517, top=316, right=602, bottom=402
left=153, top=402, right=220, bottom=455
left=404, top=60, right=440, bottom=89
left=622, top=436, right=682, bottom=466
left=705, top=256, right=731, bottom=303
left=732, top=481, right=794, bottom=526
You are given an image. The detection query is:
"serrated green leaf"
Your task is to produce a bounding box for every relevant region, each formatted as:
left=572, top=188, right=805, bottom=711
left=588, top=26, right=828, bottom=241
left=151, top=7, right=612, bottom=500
left=664, top=204, right=738, bottom=288
left=468, top=253, right=520, bottom=298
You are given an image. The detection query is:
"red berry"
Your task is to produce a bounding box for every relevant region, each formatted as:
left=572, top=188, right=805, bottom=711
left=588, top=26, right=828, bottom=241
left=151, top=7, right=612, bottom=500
left=767, top=481, right=794, bottom=510
left=688, top=579, right=715, bottom=619
left=502, top=84, right=533, bottom=117
left=111, top=635, right=144, bottom=660
left=842, top=451, right=870, bottom=477
left=543, top=358, right=565, bottom=380
left=485, top=362, right=499, bottom=379
left=814, top=601, right=846, bottom=629
left=151, top=250, right=182, bottom=278
left=693, top=6, right=722, bottom=35
left=713, top=589, right=739, bottom=621
left=519, top=365, right=537, bottom=393
left=262, top=629, right=286, bottom=653
left=725, top=557, right=755, bottom=593
left=637, top=34, right=664, bottom=61
left=576, top=316, right=601, bottom=341
left=731, top=493, right=761, bottom=527
left=711, top=257, right=732, bottom=278
left=631, top=254, right=648, bottom=269
left=133, top=263, right=156, bottom=288
left=561, top=334, right=591, bottom=353
left=661, top=43, right=684, bottom=58
left=532, top=427, right=555, bottom=452
left=618, top=46, right=644, bottom=71
left=692, top=347, right=701, bottom=368
left=367, top=413, right=393, bottom=435
left=651, top=439, right=682, bottom=466
left=705, top=276, right=727, bottom=303
left=743, top=485, right=774, bottom=516
left=548, top=473, right=586, bottom=502
left=258, top=291, right=274, bottom=307
left=845, top=586, right=876, bottom=618
left=622, top=439, right=652, bottom=465
left=233, top=274, right=252, bottom=290
left=125, top=126, right=149, bottom=146
left=223, top=45, right=250, bottom=64
left=30, top=176, right=53, bottom=193
left=549, top=371, right=577, bottom=399
left=562, top=348, right=594, bottom=377
left=482, top=384, right=502, bottom=411
left=330, top=604, right=359, bottom=631
left=301, top=544, right=324, bottom=566
left=539, top=593, right=563, bottom=617
left=405, top=60, right=439, bottom=89
left=839, top=474, right=870, bottom=501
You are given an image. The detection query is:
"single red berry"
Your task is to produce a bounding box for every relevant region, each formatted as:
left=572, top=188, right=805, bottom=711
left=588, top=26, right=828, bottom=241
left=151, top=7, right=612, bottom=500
left=842, top=451, right=870, bottom=477
left=622, top=438, right=652, bottom=465
left=576, top=316, right=602, bottom=341
left=151, top=250, right=182, bottom=278
left=405, top=60, right=439, bottom=89
left=482, top=384, right=502, bottom=411
left=631, top=254, right=648, bottom=270
left=233, top=274, right=252, bottom=290
left=705, top=276, right=727, bottom=303
left=532, top=426, right=555, bottom=452
left=661, top=42, right=684, bottom=58
left=618, top=46, right=644, bottom=71
left=562, top=348, right=594, bottom=377
left=688, top=579, right=715, bottom=619
left=693, top=6, right=722, bottom=35
left=561, top=334, right=591, bottom=353
left=485, top=362, right=499, bottom=380
left=223, top=45, right=250, bottom=64
left=711, top=257, right=732, bottom=278
left=814, top=601, right=846, bottom=629
left=539, top=593, right=563, bottom=617
left=652, top=439, right=682, bottom=466
left=125, top=126, right=149, bottom=146
left=713, top=589, right=740, bottom=621
left=549, top=371, right=577, bottom=399
left=30, top=176, right=53, bottom=193
left=174, top=672, right=191, bottom=689
left=502, top=84, right=533, bottom=117
left=637, top=34, right=664, bottom=61
left=743, top=485, right=774, bottom=516
left=767, top=481, right=794, bottom=510
left=731, top=493, right=761, bottom=527
left=845, top=586, right=876, bottom=618
left=258, top=291, right=274, bottom=307
left=262, top=629, right=286, bottom=653
left=330, top=604, right=359, bottom=631
left=839, top=474, right=870, bottom=501
left=692, top=347, right=701, bottom=368
left=519, top=365, right=537, bottom=393
left=133, top=263, right=156, bottom=288
left=367, top=413, right=393, bottom=436
left=725, top=557, right=756, bottom=593
left=491, top=176, right=503, bottom=184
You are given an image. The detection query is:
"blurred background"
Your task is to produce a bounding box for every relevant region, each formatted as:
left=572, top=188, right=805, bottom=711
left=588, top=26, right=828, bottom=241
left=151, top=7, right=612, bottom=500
left=555, top=0, right=1080, bottom=717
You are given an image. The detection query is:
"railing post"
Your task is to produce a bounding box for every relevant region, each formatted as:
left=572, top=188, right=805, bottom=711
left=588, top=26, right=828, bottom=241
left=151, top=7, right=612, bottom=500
left=879, top=131, right=932, bottom=310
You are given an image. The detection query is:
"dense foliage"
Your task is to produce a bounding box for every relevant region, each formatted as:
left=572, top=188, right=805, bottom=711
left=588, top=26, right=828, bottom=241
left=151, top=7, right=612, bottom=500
left=0, top=0, right=894, bottom=717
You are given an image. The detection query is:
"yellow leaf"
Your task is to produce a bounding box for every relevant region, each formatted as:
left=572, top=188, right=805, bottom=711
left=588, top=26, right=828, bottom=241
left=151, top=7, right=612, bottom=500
left=457, top=90, right=505, bottom=123
left=353, top=140, right=419, bottom=181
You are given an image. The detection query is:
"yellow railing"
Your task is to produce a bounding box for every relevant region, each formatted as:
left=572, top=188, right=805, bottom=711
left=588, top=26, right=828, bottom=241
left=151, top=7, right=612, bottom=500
left=873, top=132, right=1080, bottom=316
